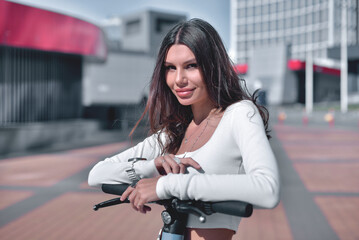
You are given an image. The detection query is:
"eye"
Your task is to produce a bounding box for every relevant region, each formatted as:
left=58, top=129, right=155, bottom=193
left=187, top=63, right=198, bottom=69
left=165, top=65, right=176, bottom=71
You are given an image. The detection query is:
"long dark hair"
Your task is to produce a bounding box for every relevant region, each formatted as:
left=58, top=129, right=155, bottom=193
left=133, top=18, right=270, bottom=154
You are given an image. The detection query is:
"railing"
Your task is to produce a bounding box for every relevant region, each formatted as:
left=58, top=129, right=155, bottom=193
left=0, top=46, right=83, bottom=126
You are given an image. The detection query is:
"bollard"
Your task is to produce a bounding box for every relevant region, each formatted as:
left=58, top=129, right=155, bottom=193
left=302, top=110, right=309, bottom=126
left=302, top=115, right=309, bottom=126
left=278, top=111, right=287, bottom=125
left=324, top=110, right=335, bottom=127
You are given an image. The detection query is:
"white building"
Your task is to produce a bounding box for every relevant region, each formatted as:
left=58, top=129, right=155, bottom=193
left=231, top=0, right=359, bottom=105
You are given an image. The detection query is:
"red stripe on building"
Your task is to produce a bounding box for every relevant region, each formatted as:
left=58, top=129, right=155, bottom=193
left=234, top=64, right=248, bottom=74
left=0, top=0, right=106, bottom=60
left=287, top=59, right=340, bottom=76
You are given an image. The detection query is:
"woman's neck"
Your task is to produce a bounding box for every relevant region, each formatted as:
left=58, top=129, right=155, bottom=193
left=191, top=103, right=217, bottom=125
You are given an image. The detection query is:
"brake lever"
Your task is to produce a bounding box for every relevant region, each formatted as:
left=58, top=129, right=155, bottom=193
left=173, top=199, right=207, bottom=223
left=93, top=197, right=130, bottom=211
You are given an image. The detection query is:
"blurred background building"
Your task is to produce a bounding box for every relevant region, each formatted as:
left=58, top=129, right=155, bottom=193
left=231, top=0, right=359, bottom=105
left=0, top=0, right=186, bottom=155
left=1, top=0, right=358, bottom=155
left=0, top=1, right=109, bottom=154
left=82, top=10, right=186, bottom=129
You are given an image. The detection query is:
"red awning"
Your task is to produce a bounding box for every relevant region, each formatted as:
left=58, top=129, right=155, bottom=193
left=0, top=1, right=107, bottom=60
left=287, top=59, right=340, bottom=76
left=234, top=64, right=248, bottom=74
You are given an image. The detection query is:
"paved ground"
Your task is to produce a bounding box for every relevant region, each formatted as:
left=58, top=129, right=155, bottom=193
left=0, top=121, right=358, bottom=240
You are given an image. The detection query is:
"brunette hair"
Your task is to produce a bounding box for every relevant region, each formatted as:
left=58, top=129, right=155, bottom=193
left=133, top=18, right=270, bottom=154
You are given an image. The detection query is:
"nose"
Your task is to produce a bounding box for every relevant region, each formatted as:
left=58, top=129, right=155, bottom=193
left=175, top=68, right=187, bottom=86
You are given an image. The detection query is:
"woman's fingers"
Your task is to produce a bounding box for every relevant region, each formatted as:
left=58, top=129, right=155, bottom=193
left=181, top=157, right=201, bottom=169
left=155, top=155, right=201, bottom=174
left=128, top=189, right=138, bottom=211
left=120, top=186, right=134, bottom=201
left=163, top=155, right=180, bottom=173
left=125, top=177, right=160, bottom=214
left=179, top=163, right=186, bottom=174
left=161, top=161, right=172, bottom=174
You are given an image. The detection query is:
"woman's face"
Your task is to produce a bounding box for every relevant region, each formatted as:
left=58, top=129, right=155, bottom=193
left=165, top=44, right=211, bottom=108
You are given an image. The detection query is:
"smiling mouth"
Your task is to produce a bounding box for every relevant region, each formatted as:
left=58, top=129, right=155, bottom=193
left=176, top=88, right=194, bottom=98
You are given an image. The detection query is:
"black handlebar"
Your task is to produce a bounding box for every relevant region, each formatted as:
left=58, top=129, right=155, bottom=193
left=95, top=184, right=253, bottom=218
left=102, top=184, right=128, bottom=195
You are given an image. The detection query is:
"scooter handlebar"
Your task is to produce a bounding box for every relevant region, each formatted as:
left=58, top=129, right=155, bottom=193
left=99, top=184, right=253, bottom=218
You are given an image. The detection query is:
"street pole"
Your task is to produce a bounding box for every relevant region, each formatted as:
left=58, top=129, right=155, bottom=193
left=306, top=51, right=313, bottom=114
left=341, top=0, right=348, bottom=113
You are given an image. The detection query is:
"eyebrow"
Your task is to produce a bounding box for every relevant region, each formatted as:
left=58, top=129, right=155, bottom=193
left=164, top=58, right=197, bottom=65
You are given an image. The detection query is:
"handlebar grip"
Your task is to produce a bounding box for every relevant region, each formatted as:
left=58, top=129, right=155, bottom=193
left=102, top=184, right=130, bottom=196
left=211, top=201, right=253, bottom=218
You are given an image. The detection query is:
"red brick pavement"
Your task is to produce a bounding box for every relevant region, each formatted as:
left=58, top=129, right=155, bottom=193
left=0, top=190, right=33, bottom=211
left=0, top=125, right=358, bottom=239
left=275, top=124, right=359, bottom=240
left=0, top=192, right=163, bottom=240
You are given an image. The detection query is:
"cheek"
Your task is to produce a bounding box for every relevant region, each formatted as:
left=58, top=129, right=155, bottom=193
left=190, top=72, right=205, bottom=87
left=165, top=73, right=174, bottom=88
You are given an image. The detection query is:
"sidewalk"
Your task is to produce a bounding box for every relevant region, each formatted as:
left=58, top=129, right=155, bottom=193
left=269, top=104, right=359, bottom=130
left=0, top=123, right=358, bottom=239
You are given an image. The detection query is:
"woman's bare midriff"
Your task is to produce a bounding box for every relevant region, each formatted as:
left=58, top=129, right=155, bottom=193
left=185, top=228, right=235, bottom=240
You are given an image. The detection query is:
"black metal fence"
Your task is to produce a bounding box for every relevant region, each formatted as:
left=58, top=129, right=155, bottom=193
left=0, top=46, right=83, bottom=126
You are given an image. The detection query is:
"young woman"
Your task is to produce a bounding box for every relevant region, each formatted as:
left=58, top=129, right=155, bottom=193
left=88, top=18, right=280, bottom=240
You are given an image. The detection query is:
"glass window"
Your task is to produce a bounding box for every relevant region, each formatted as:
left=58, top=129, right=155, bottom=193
left=293, top=34, right=299, bottom=45
left=293, top=0, right=299, bottom=9
left=292, top=16, right=298, bottom=27
left=285, top=1, right=292, bottom=10
left=314, top=10, right=320, bottom=23
left=126, top=19, right=141, bottom=35
left=255, top=23, right=261, bottom=33
left=278, top=19, right=284, bottom=30
left=307, top=13, right=313, bottom=25
left=300, top=15, right=306, bottom=27
left=255, top=5, right=261, bottom=16
left=270, top=20, right=276, bottom=31
left=270, top=3, right=276, bottom=14
left=262, top=4, right=269, bottom=15
left=255, top=39, right=261, bottom=46
left=321, top=28, right=328, bottom=42
left=247, top=23, right=254, bottom=34
left=300, top=0, right=306, bottom=7
left=278, top=1, right=284, bottom=12
left=298, top=15, right=302, bottom=27
left=322, top=8, right=329, bottom=22
left=247, top=7, right=254, bottom=17
left=300, top=33, right=306, bottom=44
left=262, top=21, right=269, bottom=32
left=285, top=17, right=292, bottom=29
left=156, top=18, right=178, bottom=33
left=237, top=42, right=243, bottom=51
left=313, top=30, right=319, bottom=43
left=238, top=25, right=245, bottom=34
left=285, top=34, right=292, bottom=44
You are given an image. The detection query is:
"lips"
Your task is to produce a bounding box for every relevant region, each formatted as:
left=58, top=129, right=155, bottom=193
left=175, top=88, right=195, bottom=98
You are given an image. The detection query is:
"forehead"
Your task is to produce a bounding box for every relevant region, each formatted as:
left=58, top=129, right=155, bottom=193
left=165, top=44, right=196, bottom=62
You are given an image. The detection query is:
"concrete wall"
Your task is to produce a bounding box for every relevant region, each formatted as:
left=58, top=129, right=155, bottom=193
left=83, top=52, right=155, bottom=106
left=247, top=43, right=297, bottom=105
left=121, top=10, right=186, bottom=57
left=0, top=120, right=101, bottom=156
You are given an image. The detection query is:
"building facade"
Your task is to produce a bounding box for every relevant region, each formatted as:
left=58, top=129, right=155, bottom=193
left=0, top=1, right=107, bottom=154
left=231, top=0, right=358, bottom=63
left=231, top=0, right=359, bottom=104
left=83, top=10, right=186, bottom=128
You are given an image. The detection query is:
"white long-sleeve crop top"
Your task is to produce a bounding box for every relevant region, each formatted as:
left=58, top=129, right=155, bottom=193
left=88, top=100, right=280, bottom=232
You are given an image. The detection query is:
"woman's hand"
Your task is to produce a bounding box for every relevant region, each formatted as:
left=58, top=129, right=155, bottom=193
left=154, top=154, right=201, bottom=175
left=120, top=177, right=161, bottom=214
